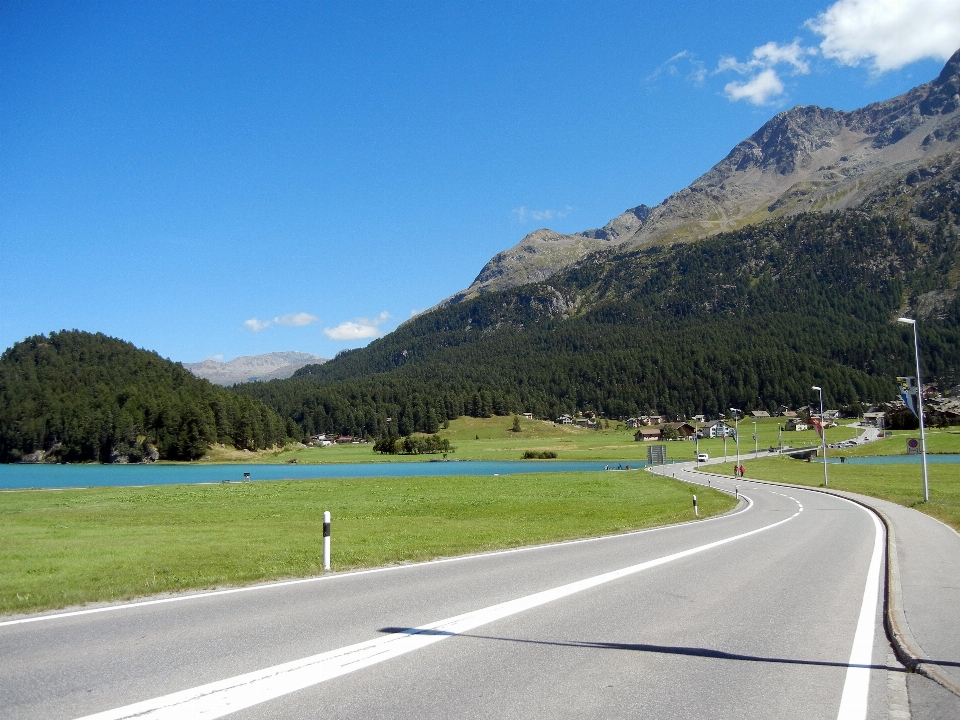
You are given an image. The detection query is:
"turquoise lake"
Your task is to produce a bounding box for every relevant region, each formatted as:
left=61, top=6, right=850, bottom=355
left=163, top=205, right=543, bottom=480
left=0, top=460, right=657, bottom=490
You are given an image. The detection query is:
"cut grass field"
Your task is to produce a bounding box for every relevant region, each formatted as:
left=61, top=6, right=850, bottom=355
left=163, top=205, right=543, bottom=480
left=829, top=427, right=960, bottom=457
left=708, top=457, right=960, bottom=533
left=200, top=416, right=856, bottom=465
left=0, top=471, right=736, bottom=616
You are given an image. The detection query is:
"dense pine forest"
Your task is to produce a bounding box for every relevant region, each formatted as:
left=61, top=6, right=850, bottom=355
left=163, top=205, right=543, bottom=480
left=233, top=164, right=960, bottom=440
left=0, top=331, right=290, bottom=463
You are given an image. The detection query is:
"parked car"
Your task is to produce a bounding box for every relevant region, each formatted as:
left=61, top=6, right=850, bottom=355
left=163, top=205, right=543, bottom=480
left=697, top=453, right=709, bottom=462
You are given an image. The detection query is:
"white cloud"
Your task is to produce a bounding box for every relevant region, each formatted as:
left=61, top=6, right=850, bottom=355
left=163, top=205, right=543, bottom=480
left=645, top=50, right=707, bottom=85
left=244, top=318, right=272, bottom=333
left=274, top=312, right=319, bottom=327
left=323, top=312, right=391, bottom=341
left=718, top=40, right=813, bottom=76
left=724, top=68, right=786, bottom=105
left=243, top=312, right=319, bottom=333
left=808, top=0, right=960, bottom=72
left=717, top=39, right=814, bottom=105
left=513, top=205, right=572, bottom=223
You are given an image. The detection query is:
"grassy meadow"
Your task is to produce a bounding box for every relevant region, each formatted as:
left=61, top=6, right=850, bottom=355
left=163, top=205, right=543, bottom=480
left=708, top=455, right=960, bottom=532
left=0, top=470, right=735, bottom=616
left=201, top=415, right=859, bottom=465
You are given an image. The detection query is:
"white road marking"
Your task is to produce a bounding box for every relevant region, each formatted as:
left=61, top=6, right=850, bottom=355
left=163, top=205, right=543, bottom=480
left=836, top=505, right=884, bottom=720
left=1, top=493, right=752, bottom=629
left=74, top=496, right=799, bottom=720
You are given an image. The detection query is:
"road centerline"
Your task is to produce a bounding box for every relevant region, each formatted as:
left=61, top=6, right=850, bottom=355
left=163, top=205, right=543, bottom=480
left=73, top=495, right=801, bottom=720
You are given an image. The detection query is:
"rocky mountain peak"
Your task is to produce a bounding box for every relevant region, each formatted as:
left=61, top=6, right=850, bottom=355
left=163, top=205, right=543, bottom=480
left=436, top=48, right=960, bottom=305
left=920, top=47, right=960, bottom=116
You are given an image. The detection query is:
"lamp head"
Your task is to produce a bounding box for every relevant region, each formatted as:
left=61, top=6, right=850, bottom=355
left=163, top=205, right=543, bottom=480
left=812, top=385, right=821, bottom=391
left=897, top=317, right=915, bottom=325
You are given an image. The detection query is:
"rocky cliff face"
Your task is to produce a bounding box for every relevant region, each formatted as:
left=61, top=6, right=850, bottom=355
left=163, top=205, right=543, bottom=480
left=439, top=229, right=608, bottom=306
left=440, top=48, right=960, bottom=304
left=184, top=351, right=326, bottom=386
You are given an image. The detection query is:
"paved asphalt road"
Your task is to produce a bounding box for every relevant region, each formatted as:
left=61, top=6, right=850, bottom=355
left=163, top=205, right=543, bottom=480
left=1, top=466, right=898, bottom=719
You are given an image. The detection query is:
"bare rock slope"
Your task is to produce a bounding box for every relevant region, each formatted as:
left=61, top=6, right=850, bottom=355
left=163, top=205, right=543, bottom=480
left=442, top=48, right=960, bottom=305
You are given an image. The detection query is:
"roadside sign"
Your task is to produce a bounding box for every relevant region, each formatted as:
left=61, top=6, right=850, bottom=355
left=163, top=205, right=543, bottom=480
left=647, top=444, right=667, bottom=465
left=907, top=438, right=920, bottom=455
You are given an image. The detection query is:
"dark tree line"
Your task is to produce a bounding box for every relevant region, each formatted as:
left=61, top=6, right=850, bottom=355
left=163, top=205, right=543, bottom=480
left=0, top=331, right=290, bottom=462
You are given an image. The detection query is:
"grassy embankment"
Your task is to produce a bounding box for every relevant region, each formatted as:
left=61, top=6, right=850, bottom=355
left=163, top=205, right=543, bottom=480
left=707, top=431, right=960, bottom=533
left=0, top=471, right=735, bottom=616
left=201, top=416, right=857, bottom=464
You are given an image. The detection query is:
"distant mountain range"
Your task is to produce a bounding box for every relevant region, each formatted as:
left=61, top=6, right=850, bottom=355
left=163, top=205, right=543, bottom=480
left=441, top=47, right=960, bottom=306
left=184, top=352, right=327, bottom=386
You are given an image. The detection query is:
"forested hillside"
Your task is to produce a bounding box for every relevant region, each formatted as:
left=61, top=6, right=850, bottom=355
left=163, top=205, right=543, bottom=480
left=0, top=331, right=291, bottom=463
left=234, top=160, right=960, bottom=440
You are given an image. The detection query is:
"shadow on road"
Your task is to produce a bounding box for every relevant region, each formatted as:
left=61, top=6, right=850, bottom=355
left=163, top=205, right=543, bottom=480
left=378, top=626, right=932, bottom=672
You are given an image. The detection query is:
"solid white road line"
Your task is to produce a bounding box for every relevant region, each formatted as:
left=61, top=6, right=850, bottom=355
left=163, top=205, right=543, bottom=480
left=74, top=496, right=799, bottom=720
left=836, top=506, right=884, bottom=720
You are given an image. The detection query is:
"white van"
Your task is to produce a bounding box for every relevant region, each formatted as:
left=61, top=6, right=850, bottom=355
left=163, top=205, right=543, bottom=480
left=697, top=453, right=709, bottom=462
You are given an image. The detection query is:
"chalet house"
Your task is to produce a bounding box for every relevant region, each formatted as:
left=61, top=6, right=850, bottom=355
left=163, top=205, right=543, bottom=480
left=634, top=428, right=662, bottom=441
left=750, top=410, right=771, bottom=419
left=556, top=414, right=574, bottom=425
left=522, top=413, right=534, bottom=420
left=785, top=418, right=809, bottom=431
left=664, top=422, right=696, bottom=438
left=703, top=420, right=734, bottom=438
left=691, top=414, right=707, bottom=423
left=862, top=411, right=886, bottom=427
left=626, top=418, right=642, bottom=429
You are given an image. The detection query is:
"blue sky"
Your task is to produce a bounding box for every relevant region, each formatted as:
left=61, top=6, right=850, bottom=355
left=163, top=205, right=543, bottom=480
left=3, top=0, right=959, bottom=363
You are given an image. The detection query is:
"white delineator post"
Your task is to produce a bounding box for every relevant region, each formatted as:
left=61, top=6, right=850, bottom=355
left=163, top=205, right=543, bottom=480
left=692, top=495, right=698, bottom=517
left=323, top=511, right=331, bottom=571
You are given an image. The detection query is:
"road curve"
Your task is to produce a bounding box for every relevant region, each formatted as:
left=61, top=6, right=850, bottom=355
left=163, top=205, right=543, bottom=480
left=0, top=466, right=894, bottom=720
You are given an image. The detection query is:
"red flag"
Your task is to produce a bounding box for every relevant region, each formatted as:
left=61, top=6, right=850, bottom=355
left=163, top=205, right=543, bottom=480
left=810, top=416, right=823, bottom=439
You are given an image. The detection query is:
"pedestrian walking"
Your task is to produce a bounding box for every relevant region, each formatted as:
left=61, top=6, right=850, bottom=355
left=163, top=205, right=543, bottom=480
left=739, top=464, right=745, bottom=477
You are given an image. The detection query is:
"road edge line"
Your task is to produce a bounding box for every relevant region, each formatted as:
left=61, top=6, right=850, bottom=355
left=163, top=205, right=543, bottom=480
left=690, top=469, right=960, bottom=699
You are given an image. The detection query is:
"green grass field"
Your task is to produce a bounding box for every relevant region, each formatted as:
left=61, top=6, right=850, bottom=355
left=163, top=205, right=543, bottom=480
left=0, top=471, right=735, bottom=616
left=709, top=456, right=960, bottom=532
left=202, top=416, right=858, bottom=465
left=829, top=427, right=960, bottom=457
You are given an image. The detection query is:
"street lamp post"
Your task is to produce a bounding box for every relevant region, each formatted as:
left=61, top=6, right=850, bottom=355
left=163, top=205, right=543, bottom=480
left=695, top=419, right=700, bottom=466
left=812, top=386, right=828, bottom=487
left=730, top=408, right=741, bottom=469
left=753, top=420, right=758, bottom=457
left=898, top=317, right=930, bottom=502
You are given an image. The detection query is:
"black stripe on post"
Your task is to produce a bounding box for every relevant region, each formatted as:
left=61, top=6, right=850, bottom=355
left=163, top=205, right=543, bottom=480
left=323, top=520, right=331, bottom=538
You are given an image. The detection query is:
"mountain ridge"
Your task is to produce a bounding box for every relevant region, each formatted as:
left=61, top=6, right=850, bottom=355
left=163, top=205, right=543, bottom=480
left=184, top=351, right=327, bottom=386
left=439, top=48, right=960, bottom=306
